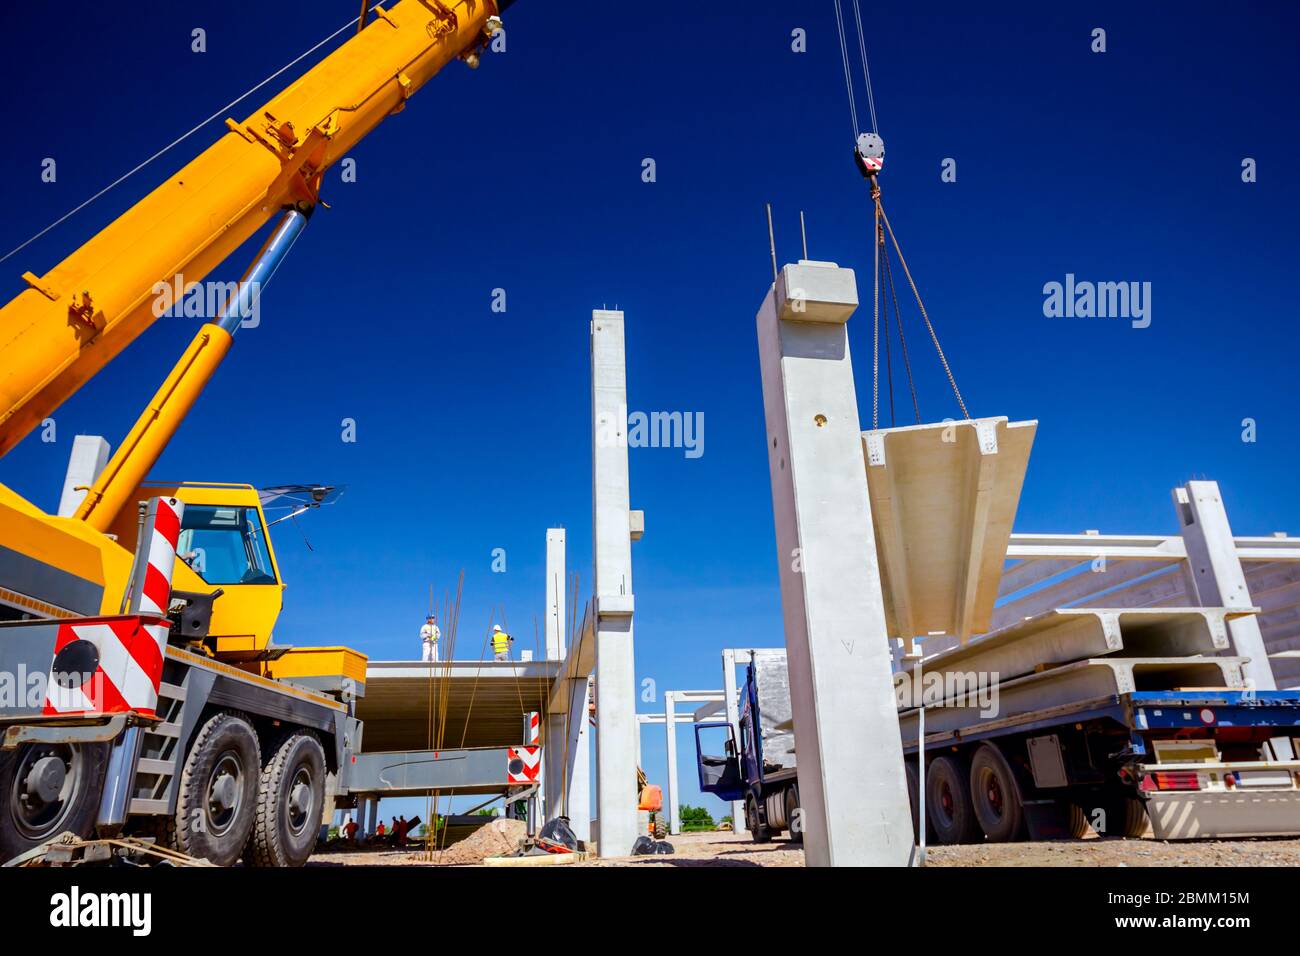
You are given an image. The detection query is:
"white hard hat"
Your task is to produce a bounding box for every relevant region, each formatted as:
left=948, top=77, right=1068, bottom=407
left=493, top=624, right=502, bottom=632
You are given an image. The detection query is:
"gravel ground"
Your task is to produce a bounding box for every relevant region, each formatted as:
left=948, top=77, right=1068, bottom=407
left=579, top=831, right=1300, bottom=867
left=310, top=829, right=1300, bottom=867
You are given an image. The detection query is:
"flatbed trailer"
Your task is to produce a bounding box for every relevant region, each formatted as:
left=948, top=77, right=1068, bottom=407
left=900, top=689, right=1300, bottom=843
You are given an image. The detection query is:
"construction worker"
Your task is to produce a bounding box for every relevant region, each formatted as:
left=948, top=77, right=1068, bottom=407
left=491, top=624, right=512, bottom=661
left=420, top=613, right=441, bottom=662
left=344, top=816, right=359, bottom=843
left=376, top=820, right=386, bottom=838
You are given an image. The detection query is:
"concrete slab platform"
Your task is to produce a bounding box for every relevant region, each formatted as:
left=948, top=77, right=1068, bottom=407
left=358, top=660, right=559, bottom=752
left=863, top=417, right=1036, bottom=644
left=898, top=607, right=1244, bottom=684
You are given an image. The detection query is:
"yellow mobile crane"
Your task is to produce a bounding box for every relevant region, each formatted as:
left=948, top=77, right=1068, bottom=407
left=0, top=0, right=513, bottom=865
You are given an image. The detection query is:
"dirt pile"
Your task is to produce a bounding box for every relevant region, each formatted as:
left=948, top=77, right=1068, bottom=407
left=413, top=818, right=527, bottom=865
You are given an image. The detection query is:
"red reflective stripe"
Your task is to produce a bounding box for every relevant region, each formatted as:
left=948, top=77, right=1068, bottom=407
left=153, top=499, right=181, bottom=547
left=142, top=563, right=171, bottom=614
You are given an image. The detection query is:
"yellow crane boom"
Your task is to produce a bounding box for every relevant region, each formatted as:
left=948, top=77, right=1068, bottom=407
left=0, top=0, right=504, bottom=460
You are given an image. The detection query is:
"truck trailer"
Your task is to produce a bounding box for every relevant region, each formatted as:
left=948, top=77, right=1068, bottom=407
left=697, top=648, right=1300, bottom=845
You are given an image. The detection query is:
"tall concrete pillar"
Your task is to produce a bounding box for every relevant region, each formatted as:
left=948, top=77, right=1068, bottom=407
left=57, top=435, right=110, bottom=517
left=756, top=260, right=914, bottom=866
left=591, top=309, right=638, bottom=857
left=545, top=529, right=566, bottom=660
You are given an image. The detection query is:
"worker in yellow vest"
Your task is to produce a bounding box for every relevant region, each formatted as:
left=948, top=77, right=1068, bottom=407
left=491, top=624, right=513, bottom=661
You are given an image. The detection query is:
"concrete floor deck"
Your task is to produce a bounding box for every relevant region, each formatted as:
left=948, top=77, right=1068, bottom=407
left=357, top=659, right=560, bottom=752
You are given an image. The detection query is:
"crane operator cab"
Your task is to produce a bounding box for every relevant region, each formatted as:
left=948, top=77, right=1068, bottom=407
left=108, top=482, right=286, bottom=661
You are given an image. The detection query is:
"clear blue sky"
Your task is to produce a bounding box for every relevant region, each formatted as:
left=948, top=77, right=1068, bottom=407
left=1, top=1, right=1297, bottom=819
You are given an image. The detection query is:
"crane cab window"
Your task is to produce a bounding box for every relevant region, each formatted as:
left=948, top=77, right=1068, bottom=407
left=177, top=506, right=277, bottom=585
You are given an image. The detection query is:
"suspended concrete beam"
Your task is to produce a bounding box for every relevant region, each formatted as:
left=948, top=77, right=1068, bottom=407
left=899, top=607, right=1242, bottom=685
left=591, top=309, right=639, bottom=857
left=756, top=259, right=914, bottom=866
left=863, top=417, right=1036, bottom=647
left=345, top=746, right=535, bottom=798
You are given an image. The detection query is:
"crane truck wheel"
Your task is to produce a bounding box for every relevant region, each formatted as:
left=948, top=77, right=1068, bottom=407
left=0, top=742, right=109, bottom=861
left=1091, top=792, right=1149, bottom=839
left=969, top=744, right=1025, bottom=843
left=745, top=793, right=772, bottom=843
left=925, top=755, right=981, bottom=844
left=170, top=711, right=260, bottom=866
left=245, top=731, right=326, bottom=868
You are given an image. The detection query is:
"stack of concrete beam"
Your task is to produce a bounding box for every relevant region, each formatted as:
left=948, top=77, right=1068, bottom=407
left=897, top=607, right=1255, bottom=738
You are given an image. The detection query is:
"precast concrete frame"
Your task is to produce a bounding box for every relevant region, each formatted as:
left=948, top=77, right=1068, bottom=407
left=659, top=690, right=724, bottom=834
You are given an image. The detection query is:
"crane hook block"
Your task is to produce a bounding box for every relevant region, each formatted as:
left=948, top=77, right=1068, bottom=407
left=854, top=131, right=885, bottom=178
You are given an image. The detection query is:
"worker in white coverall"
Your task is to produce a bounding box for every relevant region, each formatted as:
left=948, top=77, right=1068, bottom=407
left=420, top=614, right=441, bottom=662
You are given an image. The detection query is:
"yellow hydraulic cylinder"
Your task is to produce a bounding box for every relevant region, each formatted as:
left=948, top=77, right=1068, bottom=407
left=74, top=323, right=233, bottom=531
left=0, top=0, right=502, bottom=457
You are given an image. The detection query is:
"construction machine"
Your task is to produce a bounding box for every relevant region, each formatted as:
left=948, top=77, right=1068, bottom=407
left=0, top=0, right=515, bottom=865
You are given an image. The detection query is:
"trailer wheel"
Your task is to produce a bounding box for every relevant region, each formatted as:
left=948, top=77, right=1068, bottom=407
left=1097, top=793, right=1148, bottom=839
left=926, top=755, right=981, bottom=844
left=1075, top=791, right=1147, bottom=839
left=784, top=785, right=802, bottom=843
left=245, top=731, right=326, bottom=868
left=745, top=793, right=771, bottom=843
left=0, top=742, right=109, bottom=860
left=1065, top=803, right=1091, bottom=839
left=969, top=744, right=1025, bottom=843
left=171, top=711, right=260, bottom=866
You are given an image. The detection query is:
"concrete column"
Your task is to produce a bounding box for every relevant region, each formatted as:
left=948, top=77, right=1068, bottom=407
left=543, top=710, right=565, bottom=824
left=756, top=260, right=914, bottom=866
left=57, top=435, right=110, bottom=517
left=565, top=677, right=593, bottom=841
left=664, top=693, right=680, bottom=835
left=635, top=717, right=644, bottom=766
left=721, top=649, right=746, bottom=835
left=546, top=529, right=566, bottom=660
left=1174, top=481, right=1277, bottom=690
left=591, top=309, right=638, bottom=857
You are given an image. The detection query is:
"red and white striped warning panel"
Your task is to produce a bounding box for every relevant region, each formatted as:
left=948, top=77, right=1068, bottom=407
left=506, top=745, right=541, bottom=783
left=43, top=616, right=171, bottom=719
left=131, top=497, right=183, bottom=617
left=525, top=711, right=540, bottom=744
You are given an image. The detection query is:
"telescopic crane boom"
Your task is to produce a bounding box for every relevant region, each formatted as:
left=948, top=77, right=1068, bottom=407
left=0, top=0, right=507, bottom=461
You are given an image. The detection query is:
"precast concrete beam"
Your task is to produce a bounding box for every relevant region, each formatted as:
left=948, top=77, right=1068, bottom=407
left=899, top=607, right=1244, bottom=685
left=898, top=656, right=1248, bottom=739
left=863, top=417, right=1037, bottom=647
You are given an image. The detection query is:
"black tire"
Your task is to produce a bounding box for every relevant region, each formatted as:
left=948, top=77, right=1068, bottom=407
left=1065, top=802, right=1091, bottom=839
left=785, top=785, right=802, bottom=843
left=245, top=732, right=327, bottom=868
left=904, top=761, right=922, bottom=841
left=745, top=793, right=771, bottom=843
left=171, top=711, right=260, bottom=866
left=1079, top=792, right=1148, bottom=839
left=926, top=755, right=981, bottom=844
left=0, top=742, right=109, bottom=860
left=969, top=744, right=1025, bottom=843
